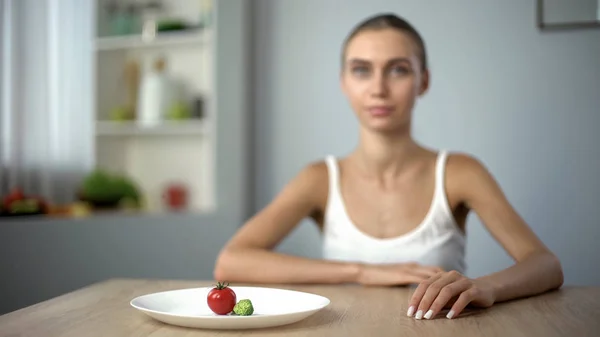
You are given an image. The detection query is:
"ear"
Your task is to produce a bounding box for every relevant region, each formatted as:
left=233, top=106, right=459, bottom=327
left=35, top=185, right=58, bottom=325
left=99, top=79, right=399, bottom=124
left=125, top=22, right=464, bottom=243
left=418, top=69, right=430, bottom=96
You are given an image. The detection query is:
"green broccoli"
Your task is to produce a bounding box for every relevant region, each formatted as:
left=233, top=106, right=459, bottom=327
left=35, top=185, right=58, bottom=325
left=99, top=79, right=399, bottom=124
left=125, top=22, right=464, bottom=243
left=232, top=299, right=254, bottom=316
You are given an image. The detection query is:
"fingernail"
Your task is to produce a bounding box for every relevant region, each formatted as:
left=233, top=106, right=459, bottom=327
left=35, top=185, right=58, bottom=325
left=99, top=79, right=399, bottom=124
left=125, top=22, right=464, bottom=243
left=446, top=310, right=455, bottom=319
left=424, top=310, right=434, bottom=319
left=415, top=310, right=424, bottom=319
left=407, top=306, right=415, bottom=317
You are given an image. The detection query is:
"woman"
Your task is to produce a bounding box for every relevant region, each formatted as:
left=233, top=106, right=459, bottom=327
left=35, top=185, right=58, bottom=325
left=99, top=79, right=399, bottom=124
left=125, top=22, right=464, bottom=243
left=214, top=13, right=563, bottom=320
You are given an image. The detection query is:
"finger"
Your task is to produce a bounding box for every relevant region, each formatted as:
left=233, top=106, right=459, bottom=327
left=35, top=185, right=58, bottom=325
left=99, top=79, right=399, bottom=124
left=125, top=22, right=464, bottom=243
left=406, top=271, right=444, bottom=317
left=427, top=266, right=445, bottom=273
left=420, top=265, right=445, bottom=276
left=447, top=287, right=479, bottom=319
left=414, top=271, right=464, bottom=319
left=425, top=279, right=472, bottom=319
left=398, top=264, right=440, bottom=287
left=443, top=294, right=460, bottom=308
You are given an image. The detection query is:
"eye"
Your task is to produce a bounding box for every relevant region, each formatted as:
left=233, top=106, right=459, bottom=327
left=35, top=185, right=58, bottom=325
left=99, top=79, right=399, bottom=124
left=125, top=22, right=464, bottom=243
left=390, top=65, right=410, bottom=76
left=351, top=66, right=370, bottom=77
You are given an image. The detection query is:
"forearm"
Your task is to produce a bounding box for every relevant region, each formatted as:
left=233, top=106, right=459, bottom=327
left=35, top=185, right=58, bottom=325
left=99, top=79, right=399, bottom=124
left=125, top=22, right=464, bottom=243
left=214, top=248, right=361, bottom=284
left=476, top=252, right=564, bottom=303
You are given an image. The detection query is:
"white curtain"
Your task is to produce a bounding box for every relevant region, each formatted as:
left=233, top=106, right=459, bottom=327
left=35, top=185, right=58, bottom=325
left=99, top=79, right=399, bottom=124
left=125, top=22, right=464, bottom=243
left=0, top=0, right=94, bottom=204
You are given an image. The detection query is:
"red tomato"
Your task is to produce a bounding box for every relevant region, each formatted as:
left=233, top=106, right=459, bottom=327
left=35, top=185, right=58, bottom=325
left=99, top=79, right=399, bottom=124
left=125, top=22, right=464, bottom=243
left=3, top=188, right=24, bottom=207
left=207, top=282, right=236, bottom=315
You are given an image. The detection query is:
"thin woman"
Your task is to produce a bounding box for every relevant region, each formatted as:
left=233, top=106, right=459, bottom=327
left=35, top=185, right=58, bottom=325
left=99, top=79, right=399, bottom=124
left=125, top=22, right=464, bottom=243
left=214, top=13, right=563, bottom=320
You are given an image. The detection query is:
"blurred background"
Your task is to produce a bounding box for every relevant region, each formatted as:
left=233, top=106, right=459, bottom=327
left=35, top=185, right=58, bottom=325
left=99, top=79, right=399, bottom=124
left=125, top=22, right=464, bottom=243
left=0, top=0, right=599, bottom=315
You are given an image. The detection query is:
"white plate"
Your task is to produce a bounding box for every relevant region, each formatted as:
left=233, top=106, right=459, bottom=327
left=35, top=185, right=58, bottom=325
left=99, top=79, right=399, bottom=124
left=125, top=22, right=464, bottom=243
left=130, top=286, right=331, bottom=330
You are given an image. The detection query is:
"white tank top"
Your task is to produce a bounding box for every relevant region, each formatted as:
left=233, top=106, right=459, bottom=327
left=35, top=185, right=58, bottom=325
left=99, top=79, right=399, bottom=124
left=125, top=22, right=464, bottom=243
left=322, top=151, right=467, bottom=273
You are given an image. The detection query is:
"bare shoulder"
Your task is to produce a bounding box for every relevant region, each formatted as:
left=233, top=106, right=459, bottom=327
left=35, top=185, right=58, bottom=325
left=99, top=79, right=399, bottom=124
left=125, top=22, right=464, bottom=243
left=446, top=152, right=490, bottom=177
left=443, top=152, right=557, bottom=265
left=445, top=152, right=501, bottom=208
left=298, top=160, right=328, bottom=181
left=284, top=160, right=329, bottom=208
left=294, top=160, right=329, bottom=191
left=446, top=152, right=485, bottom=169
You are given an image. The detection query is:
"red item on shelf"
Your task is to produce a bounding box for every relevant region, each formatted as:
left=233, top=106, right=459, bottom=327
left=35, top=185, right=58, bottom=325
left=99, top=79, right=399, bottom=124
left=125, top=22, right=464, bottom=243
left=163, top=184, right=188, bottom=211
left=3, top=188, right=24, bottom=208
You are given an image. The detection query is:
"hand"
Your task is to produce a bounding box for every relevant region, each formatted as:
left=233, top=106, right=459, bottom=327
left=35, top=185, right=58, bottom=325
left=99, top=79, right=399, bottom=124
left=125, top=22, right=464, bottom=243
left=407, top=270, right=496, bottom=320
left=358, top=262, right=443, bottom=286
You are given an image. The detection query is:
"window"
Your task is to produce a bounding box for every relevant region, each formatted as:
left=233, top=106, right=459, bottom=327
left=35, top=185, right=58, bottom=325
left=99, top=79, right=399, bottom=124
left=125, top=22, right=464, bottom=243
left=0, top=0, right=93, bottom=208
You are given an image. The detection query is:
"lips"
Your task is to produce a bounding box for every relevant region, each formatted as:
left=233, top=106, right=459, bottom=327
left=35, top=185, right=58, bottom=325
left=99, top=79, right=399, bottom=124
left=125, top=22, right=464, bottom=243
left=367, top=106, right=394, bottom=117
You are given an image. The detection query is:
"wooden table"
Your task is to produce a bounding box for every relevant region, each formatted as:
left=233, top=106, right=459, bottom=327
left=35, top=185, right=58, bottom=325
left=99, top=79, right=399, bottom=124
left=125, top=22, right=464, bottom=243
left=1, top=279, right=599, bottom=337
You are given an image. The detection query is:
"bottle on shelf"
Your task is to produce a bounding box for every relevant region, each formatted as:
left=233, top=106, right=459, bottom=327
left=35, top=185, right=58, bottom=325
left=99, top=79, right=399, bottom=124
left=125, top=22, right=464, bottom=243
left=140, top=0, right=165, bottom=41
left=107, top=58, right=140, bottom=122
left=137, top=56, right=175, bottom=127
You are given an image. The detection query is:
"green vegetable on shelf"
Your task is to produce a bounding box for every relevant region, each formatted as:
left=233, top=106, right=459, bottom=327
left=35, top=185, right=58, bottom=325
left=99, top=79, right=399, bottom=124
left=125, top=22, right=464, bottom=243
left=232, top=299, right=254, bottom=316
left=80, top=169, right=141, bottom=208
left=167, top=102, right=192, bottom=120
left=112, top=175, right=140, bottom=203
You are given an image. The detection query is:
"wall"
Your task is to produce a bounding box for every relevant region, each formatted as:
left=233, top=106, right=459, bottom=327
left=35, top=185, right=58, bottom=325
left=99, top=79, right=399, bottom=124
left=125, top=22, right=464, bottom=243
left=543, top=0, right=598, bottom=23
left=0, top=0, right=251, bottom=315
left=0, top=214, right=236, bottom=314
left=252, top=0, right=600, bottom=285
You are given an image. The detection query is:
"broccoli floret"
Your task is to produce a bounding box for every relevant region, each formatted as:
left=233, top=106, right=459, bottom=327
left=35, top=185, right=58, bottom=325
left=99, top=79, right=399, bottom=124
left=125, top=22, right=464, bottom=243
left=232, top=299, right=254, bottom=316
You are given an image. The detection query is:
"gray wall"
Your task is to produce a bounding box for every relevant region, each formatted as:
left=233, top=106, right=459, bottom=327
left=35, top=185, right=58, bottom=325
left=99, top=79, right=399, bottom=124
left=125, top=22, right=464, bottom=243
left=0, top=0, right=251, bottom=315
left=0, top=214, right=237, bottom=314
left=253, top=0, right=600, bottom=285
left=543, top=0, right=598, bottom=23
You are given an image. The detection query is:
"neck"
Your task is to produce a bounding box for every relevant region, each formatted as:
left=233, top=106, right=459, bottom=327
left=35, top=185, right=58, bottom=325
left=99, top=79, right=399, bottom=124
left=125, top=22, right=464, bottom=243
left=353, top=127, right=420, bottom=179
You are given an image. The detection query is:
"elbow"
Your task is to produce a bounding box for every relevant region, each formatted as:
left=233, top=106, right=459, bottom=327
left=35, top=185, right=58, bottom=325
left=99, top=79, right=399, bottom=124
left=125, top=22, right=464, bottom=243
left=213, top=265, right=226, bottom=283
left=539, top=251, right=564, bottom=290
left=213, top=249, right=233, bottom=282
left=214, top=248, right=249, bottom=283
left=550, top=253, right=564, bottom=289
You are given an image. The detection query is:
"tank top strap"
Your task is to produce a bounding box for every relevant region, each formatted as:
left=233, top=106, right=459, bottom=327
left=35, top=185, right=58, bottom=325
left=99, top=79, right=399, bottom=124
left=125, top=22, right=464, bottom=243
left=434, top=150, right=449, bottom=201
left=324, top=155, right=344, bottom=224
left=324, top=155, right=340, bottom=200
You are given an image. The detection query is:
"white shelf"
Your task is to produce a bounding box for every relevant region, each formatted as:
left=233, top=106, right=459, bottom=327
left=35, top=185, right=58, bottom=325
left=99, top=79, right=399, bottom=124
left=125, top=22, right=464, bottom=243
left=96, top=120, right=209, bottom=136
left=95, top=29, right=210, bottom=51
left=92, top=0, right=217, bottom=214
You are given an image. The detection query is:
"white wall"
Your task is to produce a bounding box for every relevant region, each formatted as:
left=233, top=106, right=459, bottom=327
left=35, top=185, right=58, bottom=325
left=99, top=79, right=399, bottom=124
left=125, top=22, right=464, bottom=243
left=252, top=0, right=600, bottom=285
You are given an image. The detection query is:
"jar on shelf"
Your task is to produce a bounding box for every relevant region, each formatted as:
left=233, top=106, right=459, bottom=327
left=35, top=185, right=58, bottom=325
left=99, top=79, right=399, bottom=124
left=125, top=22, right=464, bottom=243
left=140, top=0, right=165, bottom=41
left=105, top=1, right=140, bottom=36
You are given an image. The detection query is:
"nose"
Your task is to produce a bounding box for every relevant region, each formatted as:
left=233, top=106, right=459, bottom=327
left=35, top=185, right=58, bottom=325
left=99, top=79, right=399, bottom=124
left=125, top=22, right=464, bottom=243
left=369, top=71, right=389, bottom=98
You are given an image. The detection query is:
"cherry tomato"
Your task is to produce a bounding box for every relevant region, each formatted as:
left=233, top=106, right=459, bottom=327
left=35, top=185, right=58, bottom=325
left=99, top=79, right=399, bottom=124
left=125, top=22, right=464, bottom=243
left=207, top=282, right=236, bottom=315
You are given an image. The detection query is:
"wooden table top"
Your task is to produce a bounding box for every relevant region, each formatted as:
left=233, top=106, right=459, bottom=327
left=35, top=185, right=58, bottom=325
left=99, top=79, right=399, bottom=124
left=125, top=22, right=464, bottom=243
left=1, top=279, right=599, bottom=337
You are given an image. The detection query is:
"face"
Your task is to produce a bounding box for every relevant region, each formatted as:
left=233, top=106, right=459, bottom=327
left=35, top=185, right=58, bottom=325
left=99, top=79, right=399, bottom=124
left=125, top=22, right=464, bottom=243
left=341, top=29, right=429, bottom=134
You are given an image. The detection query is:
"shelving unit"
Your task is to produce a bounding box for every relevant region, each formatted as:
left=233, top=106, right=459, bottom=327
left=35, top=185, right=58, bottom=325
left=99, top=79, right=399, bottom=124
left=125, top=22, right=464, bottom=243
left=95, top=29, right=210, bottom=51
left=96, top=120, right=209, bottom=136
left=92, top=0, right=216, bottom=215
